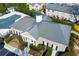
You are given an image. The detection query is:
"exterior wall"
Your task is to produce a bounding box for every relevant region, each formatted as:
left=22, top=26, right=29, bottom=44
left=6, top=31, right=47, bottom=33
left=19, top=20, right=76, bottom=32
left=37, top=37, right=67, bottom=52
left=46, top=9, right=74, bottom=20
left=29, top=4, right=43, bottom=11
left=11, top=28, right=37, bottom=46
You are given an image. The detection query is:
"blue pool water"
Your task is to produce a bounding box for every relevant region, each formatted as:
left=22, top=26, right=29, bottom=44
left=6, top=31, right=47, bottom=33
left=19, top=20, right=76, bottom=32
left=0, top=14, right=21, bottom=29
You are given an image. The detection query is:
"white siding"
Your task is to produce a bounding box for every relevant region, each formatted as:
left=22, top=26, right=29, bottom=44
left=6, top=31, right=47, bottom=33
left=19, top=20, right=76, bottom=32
left=37, top=37, right=67, bottom=52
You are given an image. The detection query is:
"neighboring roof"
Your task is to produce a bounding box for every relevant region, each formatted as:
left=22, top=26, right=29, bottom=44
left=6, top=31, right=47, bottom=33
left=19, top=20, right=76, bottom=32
left=29, top=3, right=43, bottom=7
left=11, top=15, right=71, bottom=46
left=0, top=47, right=18, bottom=56
left=46, top=3, right=79, bottom=15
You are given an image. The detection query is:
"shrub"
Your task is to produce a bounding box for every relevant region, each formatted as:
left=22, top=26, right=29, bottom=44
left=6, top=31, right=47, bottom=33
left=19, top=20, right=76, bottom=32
left=73, top=24, right=79, bottom=32
left=5, top=34, right=15, bottom=43
left=62, top=51, right=74, bottom=56
left=30, top=44, right=45, bottom=52
left=0, top=4, right=7, bottom=13
left=50, top=16, right=74, bottom=29
left=45, top=47, right=52, bottom=56
left=14, top=3, right=36, bottom=17
left=69, top=33, right=75, bottom=48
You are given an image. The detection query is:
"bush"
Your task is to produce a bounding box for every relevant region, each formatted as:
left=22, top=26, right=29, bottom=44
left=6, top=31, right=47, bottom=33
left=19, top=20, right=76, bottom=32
left=69, top=33, right=75, bottom=48
left=62, top=51, right=74, bottom=56
left=73, top=24, right=79, bottom=32
left=5, top=34, right=15, bottom=43
left=45, top=47, right=52, bottom=56
left=0, top=4, right=7, bottom=13
left=30, top=44, right=45, bottom=52
left=50, top=16, right=74, bottom=29
left=0, top=42, right=4, bottom=44
left=14, top=3, right=36, bottom=17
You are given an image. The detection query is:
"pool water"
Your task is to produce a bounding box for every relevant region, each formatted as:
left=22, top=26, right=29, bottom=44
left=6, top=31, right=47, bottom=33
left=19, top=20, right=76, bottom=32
left=0, top=14, right=21, bottom=29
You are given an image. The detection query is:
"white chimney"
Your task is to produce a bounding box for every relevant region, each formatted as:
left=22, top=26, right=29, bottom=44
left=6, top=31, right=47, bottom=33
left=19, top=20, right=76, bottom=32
left=36, top=14, right=42, bottom=23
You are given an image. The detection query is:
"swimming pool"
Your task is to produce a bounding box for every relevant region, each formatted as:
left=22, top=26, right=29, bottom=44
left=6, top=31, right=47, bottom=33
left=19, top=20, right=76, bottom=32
left=0, top=14, right=21, bottom=29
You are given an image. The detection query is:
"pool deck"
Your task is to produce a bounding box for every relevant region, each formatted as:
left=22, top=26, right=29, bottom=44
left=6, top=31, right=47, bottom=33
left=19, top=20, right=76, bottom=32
left=0, top=11, right=28, bottom=37
left=0, top=11, right=26, bottom=19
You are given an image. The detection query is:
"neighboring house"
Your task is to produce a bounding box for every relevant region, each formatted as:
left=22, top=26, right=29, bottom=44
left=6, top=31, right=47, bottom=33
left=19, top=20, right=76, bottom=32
left=11, top=12, right=71, bottom=55
left=28, top=3, right=43, bottom=11
left=46, top=3, right=79, bottom=22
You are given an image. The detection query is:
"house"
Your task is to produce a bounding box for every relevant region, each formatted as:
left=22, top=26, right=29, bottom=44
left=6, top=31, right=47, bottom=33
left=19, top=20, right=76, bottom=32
left=10, top=12, right=71, bottom=55
left=28, top=3, right=43, bottom=11
left=46, top=3, right=79, bottom=22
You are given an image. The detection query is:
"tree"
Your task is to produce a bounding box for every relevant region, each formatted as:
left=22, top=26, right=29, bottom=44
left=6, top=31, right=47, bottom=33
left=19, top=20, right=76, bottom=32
left=14, top=3, right=35, bottom=17
left=0, top=4, right=6, bottom=13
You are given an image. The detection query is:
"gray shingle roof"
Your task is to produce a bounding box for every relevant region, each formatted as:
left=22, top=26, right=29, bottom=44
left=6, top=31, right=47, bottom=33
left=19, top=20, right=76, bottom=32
left=38, top=22, right=71, bottom=45
left=46, top=3, right=79, bottom=15
left=11, top=15, right=71, bottom=46
left=29, top=3, right=43, bottom=7
left=11, top=16, right=36, bottom=32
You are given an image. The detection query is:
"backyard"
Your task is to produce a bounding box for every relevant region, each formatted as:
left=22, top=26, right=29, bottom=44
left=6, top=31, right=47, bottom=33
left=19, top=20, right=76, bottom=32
left=4, top=34, right=28, bottom=50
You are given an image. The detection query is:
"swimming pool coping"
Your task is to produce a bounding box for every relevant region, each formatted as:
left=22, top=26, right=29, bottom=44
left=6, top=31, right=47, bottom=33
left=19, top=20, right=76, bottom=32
left=0, top=11, right=26, bottom=19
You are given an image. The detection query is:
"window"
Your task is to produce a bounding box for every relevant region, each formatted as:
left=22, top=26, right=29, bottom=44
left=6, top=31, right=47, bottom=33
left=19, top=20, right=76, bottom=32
left=56, top=46, right=58, bottom=50
left=43, top=41, right=44, bottom=45
left=47, top=43, right=48, bottom=46
left=51, top=44, right=53, bottom=48
left=32, top=40, right=33, bottom=42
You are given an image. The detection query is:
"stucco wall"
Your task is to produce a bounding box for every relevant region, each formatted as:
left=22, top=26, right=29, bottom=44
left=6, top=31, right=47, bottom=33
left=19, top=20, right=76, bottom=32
left=37, top=37, right=67, bottom=52
left=46, top=9, right=74, bottom=20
